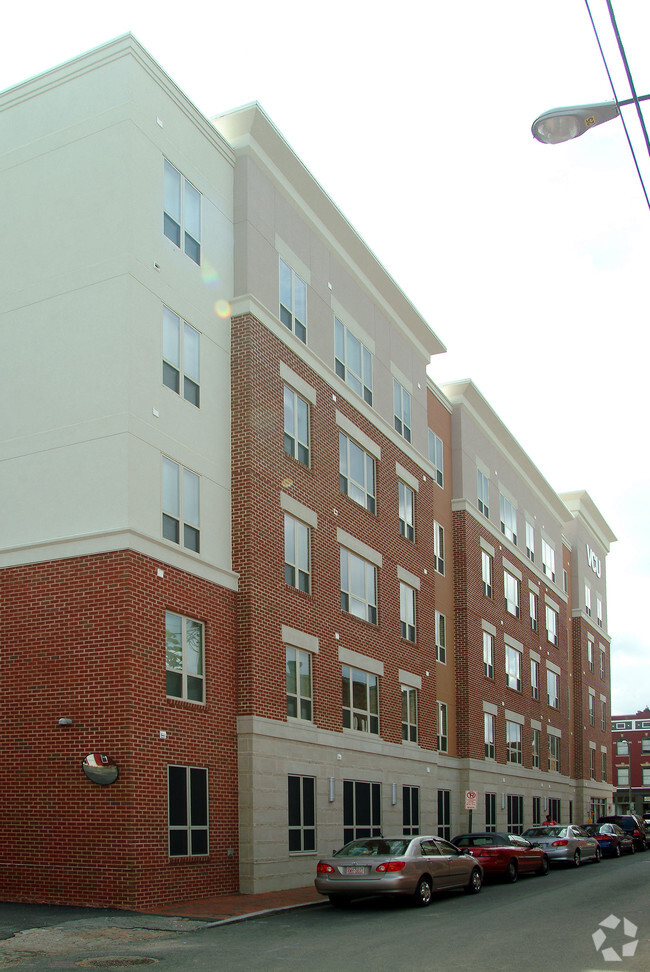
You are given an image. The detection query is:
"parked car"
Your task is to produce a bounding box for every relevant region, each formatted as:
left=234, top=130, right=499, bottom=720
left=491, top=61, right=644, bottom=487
left=582, top=822, right=635, bottom=857
left=522, top=825, right=601, bottom=866
left=451, top=832, right=549, bottom=882
left=315, top=835, right=483, bottom=907
left=596, top=814, right=648, bottom=851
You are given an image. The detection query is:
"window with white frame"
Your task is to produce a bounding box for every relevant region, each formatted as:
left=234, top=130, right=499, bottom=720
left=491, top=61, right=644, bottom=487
left=484, top=712, right=495, bottom=758
left=335, top=317, right=372, bottom=404
left=162, top=457, right=200, bottom=552
left=601, top=700, right=606, bottom=732
left=589, top=748, right=596, bottom=780
left=400, top=582, right=416, bottom=642
left=506, top=721, right=522, bottom=764
left=433, top=521, right=445, bottom=574
left=284, top=515, right=310, bottom=593
left=168, top=765, right=208, bottom=856
left=541, top=538, right=556, bottom=582
left=162, top=306, right=200, bottom=407
left=547, top=670, right=559, bottom=709
left=164, top=160, right=201, bottom=264
left=437, top=701, right=448, bottom=752
left=529, top=591, right=538, bottom=631
left=435, top=611, right=447, bottom=664
left=617, top=766, right=629, bottom=786
left=340, top=548, right=377, bottom=623
left=587, top=640, right=594, bottom=671
left=642, top=738, right=650, bottom=753
left=166, top=612, right=204, bottom=702
left=588, top=693, right=595, bottom=726
left=525, top=521, right=535, bottom=562
left=531, top=658, right=539, bottom=700
left=563, top=569, right=568, bottom=593
left=393, top=378, right=411, bottom=442
left=284, top=385, right=309, bottom=465
left=482, top=550, right=493, bottom=598
left=585, top=584, right=592, bottom=617
left=286, top=645, right=312, bottom=720
left=531, top=728, right=540, bottom=768
left=398, top=481, right=415, bottom=541
left=504, top=570, right=520, bottom=617
left=616, top=739, right=629, bottom=756
left=401, top=687, right=418, bottom=742
left=403, top=786, right=420, bottom=835
left=288, top=775, right=316, bottom=852
left=339, top=433, right=376, bottom=513
left=500, top=494, right=518, bottom=544
left=483, top=630, right=494, bottom=678
left=342, top=665, right=379, bottom=733
left=428, top=430, right=443, bottom=487
left=477, top=469, right=489, bottom=517
left=343, top=780, right=381, bottom=843
left=600, top=648, right=606, bottom=679
left=549, top=735, right=561, bottom=773
left=486, top=792, right=497, bottom=831
left=545, top=604, right=558, bottom=645
left=602, top=752, right=608, bottom=781
left=643, top=768, right=650, bottom=786
left=596, top=596, right=603, bottom=628
left=279, top=258, right=307, bottom=342
left=506, top=644, right=522, bottom=691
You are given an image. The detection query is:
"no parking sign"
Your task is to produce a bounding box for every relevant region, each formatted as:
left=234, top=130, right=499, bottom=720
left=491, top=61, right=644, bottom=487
left=465, top=790, right=478, bottom=810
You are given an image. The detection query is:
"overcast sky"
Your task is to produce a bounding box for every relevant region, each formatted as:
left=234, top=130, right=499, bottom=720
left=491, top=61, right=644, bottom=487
left=3, top=1, right=649, bottom=714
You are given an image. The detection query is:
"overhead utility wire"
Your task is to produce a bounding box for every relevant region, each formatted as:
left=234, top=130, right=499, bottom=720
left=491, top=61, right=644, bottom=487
left=583, top=0, right=650, bottom=211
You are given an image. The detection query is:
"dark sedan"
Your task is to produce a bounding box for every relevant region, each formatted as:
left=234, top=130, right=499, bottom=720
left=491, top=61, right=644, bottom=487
left=452, top=832, right=549, bottom=882
left=582, top=822, right=635, bottom=857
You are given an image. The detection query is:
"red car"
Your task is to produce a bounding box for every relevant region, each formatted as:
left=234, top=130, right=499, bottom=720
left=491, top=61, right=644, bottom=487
left=452, top=832, right=549, bottom=882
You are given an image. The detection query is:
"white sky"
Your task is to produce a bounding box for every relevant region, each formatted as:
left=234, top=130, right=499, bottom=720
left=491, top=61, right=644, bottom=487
left=3, top=0, right=649, bottom=714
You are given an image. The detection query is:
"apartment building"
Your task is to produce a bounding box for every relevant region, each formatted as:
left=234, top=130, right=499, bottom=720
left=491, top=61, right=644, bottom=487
left=0, top=35, right=616, bottom=908
left=611, top=708, right=650, bottom=816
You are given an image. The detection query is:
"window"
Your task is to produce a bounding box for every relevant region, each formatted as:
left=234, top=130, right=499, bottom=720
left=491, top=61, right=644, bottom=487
left=284, top=515, right=310, bottom=592
left=642, top=738, right=650, bottom=753
left=532, top=796, right=541, bottom=826
left=339, top=433, right=376, bottom=513
left=433, top=521, right=445, bottom=574
left=545, top=605, right=558, bottom=645
left=600, top=649, right=606, bottom=680
left=437, top=702, right=448, bottom=752
left=563, top=569, right=568, bottom=593
left=504, top=571, right=520, bottom=617
left=485, top=792, right=496, bottom=832
left=403, top=786, right=420, bottom=835
left=506, top=721, right=522, bottom=763
left=617, top=767, right=629, bottom=787
left=162, top=307, right=200, bottom=406
left=482, top=551, right=493, bottom=598
left=549, top=735, right=561, bottom=773
left=393, top=378, right=411, bottom=442
left=398, top=481, right=415, bottom=541
left=437, top=789, right=451, bottom=840
left=400, top=582, right=416, bottom=642
left=601, top=700, right=606, bottom=732
left=168, top=765, right=208, bottom=856
left=342, top=665, right=379, bottom=734
left=279, top=259, right=306, bottom=342
left=484, top=712, right=495, bottom=759
left=334, top=317, right=372, bottom=404
left=343, top=780, right=381, bottom=843
left=507, top=794, right=524, bottom=835
left=596, top=596, right=603, bottom=628
left=531, top=728, right=540, bottom=768
left=541, top=539, right=556, bottom=582
left=477, top=469, right=489, bottom=518
left=587, top=640, right=594, bottom=671
left=547, top=670, right=559, bottom=709
left=531, top=658, right=539, bottom=700
left=529, top=592, right=538, bottom=631
left=589, top=749, right=596, bottom=780
left=340, top=548, right=377, bottom=623
left=500, top=494, right=517, bottom=544
left=601, top=752, right=608, bottom=782
left=643, top=768, right=650, bottom=786
left=284, top=386, right=309, bottom=465
left=549, top=798, right=561, bottom=823
left=286, top=646, right=312, bottom=720
left=428, top=431, right=443, bottom=487
left=435, top=611, right=447, bottom=664
left=585, top=584, right=592, bottom=617
left=588, top=694, right=595, bottom=726
left=401, top=687, right=418, bottom=742
left=506, top=644, right=522, bottom=691
left=165, top=612, right=204, bottom=702
left=483, top=631, right=494, bottom=679
left=164, top=160, right=201, bottom=264
left=162, top=457, right=200, bottom=552
left=288, top=775, right=315, bottom=852
left=616, top=739, right=629, bottom=756
left=525, top=521, right=535, bottom=562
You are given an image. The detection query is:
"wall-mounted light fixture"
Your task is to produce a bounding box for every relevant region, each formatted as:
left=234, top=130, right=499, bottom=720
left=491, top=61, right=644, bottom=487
left=329, top=777, right=335, bottom=802
left=391, top=783, right=397, bottom=805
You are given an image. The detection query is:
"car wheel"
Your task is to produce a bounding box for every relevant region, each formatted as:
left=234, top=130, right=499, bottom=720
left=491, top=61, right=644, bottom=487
left=328, top=895, right=350, bottom=909
left=614, top=844, right=622, bottom=858
left=504, top=859, right=518, bottom=883
left=537, top=855, right=549, bottom=876
left=413, top=875, right=433, bottom=907
left=464, top=868, right=482, bottom=894
left=573, top=850, right=581, bottom=867
left=594, top=847, right=601, bottom=863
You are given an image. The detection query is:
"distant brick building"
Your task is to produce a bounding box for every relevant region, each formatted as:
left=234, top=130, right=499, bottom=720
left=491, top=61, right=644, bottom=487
left=611, top=708, right=650, bottom=817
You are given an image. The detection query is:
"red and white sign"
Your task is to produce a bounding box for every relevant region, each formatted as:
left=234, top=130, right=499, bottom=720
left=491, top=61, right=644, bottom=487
left=465, top=790, right=478, bottom=810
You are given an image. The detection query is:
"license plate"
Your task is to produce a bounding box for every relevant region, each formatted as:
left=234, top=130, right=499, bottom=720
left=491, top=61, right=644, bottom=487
left=346, top=866, right=364, bottom=875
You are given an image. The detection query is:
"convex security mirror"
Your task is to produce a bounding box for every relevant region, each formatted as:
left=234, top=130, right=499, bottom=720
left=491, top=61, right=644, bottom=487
left=82, top=753, right=119, bottom=785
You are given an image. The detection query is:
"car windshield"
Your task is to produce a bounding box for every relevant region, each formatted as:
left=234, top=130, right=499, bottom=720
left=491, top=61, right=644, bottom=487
left=334, top=838, right=409, bottom=857
left=524, top=827, right=566, bottom=838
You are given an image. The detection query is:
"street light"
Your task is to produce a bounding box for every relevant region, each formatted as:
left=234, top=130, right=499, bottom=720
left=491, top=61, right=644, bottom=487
left=532, top=95, right=650, bottom=144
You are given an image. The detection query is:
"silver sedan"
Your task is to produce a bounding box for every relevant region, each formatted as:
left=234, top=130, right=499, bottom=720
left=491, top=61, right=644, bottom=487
left=315, top=835, right=483, bottom=907
left=522, top=825, right=601, bottom=866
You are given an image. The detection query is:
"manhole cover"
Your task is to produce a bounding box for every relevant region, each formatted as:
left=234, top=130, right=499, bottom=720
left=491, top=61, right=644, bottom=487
left=77, top=959, right=158, bottom=968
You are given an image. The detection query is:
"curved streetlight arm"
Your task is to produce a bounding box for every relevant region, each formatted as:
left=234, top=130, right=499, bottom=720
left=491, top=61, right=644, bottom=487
left=532, top=95, right=650, bottom=144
